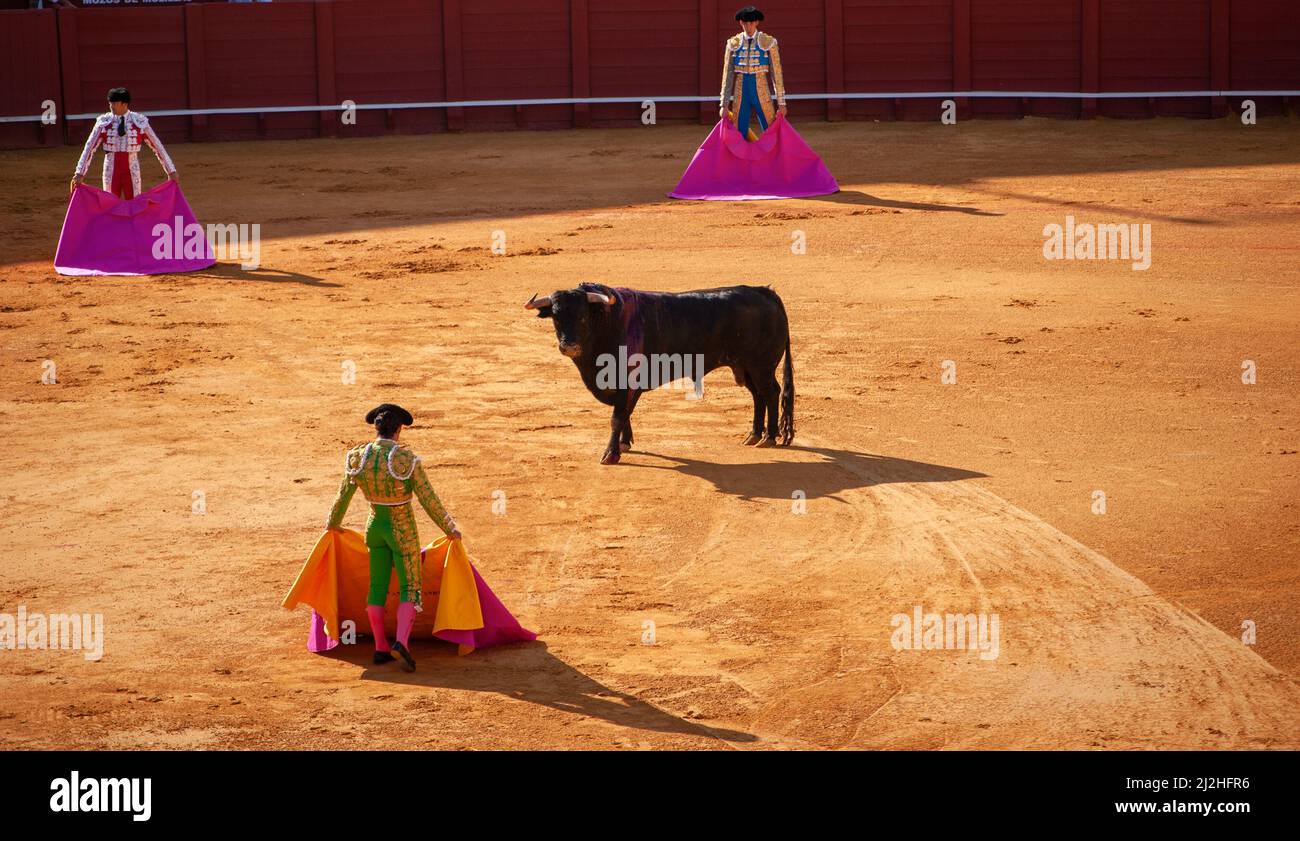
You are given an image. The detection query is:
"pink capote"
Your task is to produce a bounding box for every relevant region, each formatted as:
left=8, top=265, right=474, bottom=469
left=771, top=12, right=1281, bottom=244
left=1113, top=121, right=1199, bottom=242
left=668, top=114, right=839, bottom=201
left=54, top=180, right=216, bottom=276
left=305, top=574, right=536, bottom=654
left=302, top=537, right=537, bottom=656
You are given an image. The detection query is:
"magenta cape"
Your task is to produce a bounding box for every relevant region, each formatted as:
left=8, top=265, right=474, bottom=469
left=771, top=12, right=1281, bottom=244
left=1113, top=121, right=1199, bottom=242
left=668, top=114, right=839, bottom=201
left=54, top=181, right=216, bottom=276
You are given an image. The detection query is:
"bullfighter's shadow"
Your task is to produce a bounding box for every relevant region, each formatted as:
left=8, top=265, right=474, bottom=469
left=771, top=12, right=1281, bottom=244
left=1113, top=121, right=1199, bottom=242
left=324, top=640, right=757, bottom=745
left=811, top=189, right=1002, bottom=216
left=189, top=263, right=340, bottom=287
left=627, top=445, right=986, bottom=502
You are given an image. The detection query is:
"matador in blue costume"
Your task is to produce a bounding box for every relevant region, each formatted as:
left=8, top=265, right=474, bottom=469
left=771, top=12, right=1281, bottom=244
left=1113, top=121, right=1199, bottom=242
left=718, top=6, right=787, bottom=141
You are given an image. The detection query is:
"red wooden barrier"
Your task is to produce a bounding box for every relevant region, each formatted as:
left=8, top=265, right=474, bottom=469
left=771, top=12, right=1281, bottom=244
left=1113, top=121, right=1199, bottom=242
left=824, top=0, right=845, bottom=121
left=1, top=0, right=1297, bottom=150
left=333, top=0, right=446, bottom=137
left=971, top=0, right=1081, bottom=119
left=68, top=5, right=189, bottom=146
left=1230, top=0, right=1300, bottom=115
left=0, top=10, right=60, bottom=149
left=1099, top=0, right=1212, bottom=118
left=184, top=3, right=208, bottom=142
left=571, top=0, right=592, bottom=128
left=844, top=0, right=953, bottom=122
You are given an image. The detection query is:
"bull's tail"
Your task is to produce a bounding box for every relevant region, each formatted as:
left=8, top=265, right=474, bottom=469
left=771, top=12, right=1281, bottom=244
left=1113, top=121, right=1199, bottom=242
left=778, top=335, right=795, bottom=446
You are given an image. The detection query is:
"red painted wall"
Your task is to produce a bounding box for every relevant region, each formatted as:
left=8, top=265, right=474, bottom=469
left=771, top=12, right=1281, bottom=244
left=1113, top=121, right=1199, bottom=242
left=1, top=0, right=1296, bottom=150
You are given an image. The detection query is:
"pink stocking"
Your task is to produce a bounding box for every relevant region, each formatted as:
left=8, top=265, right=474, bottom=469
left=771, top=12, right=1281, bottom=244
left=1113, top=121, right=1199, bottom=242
left=366, top=605, right=390, bottom=653
left=397, top=602, right=417, bottom=649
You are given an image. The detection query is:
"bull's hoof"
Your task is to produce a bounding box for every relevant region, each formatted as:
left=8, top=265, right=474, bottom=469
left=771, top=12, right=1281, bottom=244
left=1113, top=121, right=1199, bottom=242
left=778, top=436, right=794, bottom=447
left=600, top=449, right=621, bottom=465
left=755, top=437, right=777, bottom=448
left=742, top=432, right=762, bottom=446
left=619, top=441, right=632, bottom=453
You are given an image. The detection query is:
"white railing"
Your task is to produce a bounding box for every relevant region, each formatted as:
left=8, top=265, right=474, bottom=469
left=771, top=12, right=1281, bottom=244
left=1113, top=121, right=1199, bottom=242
left=3, top=89, right=1295, bottom=124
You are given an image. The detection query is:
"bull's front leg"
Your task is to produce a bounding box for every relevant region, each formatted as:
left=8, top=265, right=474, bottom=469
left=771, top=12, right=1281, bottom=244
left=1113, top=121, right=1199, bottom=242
left=602, top=390, right=631, bottom=465
left=620, top=391, right=641, bottom=453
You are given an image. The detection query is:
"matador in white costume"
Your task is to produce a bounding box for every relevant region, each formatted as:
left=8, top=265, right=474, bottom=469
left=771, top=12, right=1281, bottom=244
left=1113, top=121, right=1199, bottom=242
left=70, top=87, right=178, bottom=200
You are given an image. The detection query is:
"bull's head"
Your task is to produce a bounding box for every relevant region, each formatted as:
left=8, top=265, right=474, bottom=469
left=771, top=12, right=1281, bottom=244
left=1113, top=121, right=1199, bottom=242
left=524, top=287, right=613, bottom=359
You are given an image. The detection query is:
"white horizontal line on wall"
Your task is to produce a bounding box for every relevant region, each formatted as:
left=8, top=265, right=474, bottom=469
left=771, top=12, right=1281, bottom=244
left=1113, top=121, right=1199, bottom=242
left=2, top=90, right=1296, bottom=124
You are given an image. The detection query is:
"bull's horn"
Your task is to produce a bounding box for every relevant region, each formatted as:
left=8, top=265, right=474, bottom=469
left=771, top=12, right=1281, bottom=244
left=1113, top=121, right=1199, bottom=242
left=586, top=291, right=612, bottom=305
left=524, top=293, right=551, bottom=310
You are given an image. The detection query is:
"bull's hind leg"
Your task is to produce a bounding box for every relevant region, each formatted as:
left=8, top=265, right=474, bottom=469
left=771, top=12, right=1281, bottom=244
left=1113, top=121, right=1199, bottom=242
left=755, top=373, right=780, bottom=448
left=742, top=373, right=764, bottom=445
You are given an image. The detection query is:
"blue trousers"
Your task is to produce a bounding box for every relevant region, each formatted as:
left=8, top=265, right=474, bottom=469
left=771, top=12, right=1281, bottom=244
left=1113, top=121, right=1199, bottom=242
left=734, top=74, right=769, bottom=141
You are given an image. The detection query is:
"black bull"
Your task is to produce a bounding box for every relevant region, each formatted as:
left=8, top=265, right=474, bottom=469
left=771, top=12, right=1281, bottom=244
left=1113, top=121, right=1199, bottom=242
left=525, top=283, right=794, bottom=464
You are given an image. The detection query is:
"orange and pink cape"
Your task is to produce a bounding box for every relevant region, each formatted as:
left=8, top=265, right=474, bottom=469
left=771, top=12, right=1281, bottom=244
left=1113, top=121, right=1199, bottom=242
left=283, top=530, right=535, bottom=656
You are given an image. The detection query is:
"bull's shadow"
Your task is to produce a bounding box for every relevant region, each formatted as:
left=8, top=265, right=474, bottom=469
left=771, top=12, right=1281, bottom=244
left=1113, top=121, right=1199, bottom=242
left=626, top=445, right=985, bottom=502
left=325, top=640, right=756, bottom=745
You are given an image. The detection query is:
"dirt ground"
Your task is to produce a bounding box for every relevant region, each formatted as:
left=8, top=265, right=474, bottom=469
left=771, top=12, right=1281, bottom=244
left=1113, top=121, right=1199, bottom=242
left=0, top=116, right=1297, bottom=749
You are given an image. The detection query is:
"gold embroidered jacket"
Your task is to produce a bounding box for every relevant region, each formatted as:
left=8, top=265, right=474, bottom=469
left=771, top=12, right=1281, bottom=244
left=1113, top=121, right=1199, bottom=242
left=326, top=438, right=457, bottom=535
left=719, top=30, right=787, bottom=122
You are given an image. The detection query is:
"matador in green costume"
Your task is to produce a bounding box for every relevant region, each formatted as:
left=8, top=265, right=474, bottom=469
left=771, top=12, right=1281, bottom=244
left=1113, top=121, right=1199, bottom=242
left=326, top=403, right=459, bottom=671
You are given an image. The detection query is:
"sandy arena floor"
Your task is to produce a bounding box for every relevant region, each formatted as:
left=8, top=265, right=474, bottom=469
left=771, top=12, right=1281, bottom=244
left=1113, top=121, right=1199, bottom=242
left=0, top=116, right=1297, bottom=749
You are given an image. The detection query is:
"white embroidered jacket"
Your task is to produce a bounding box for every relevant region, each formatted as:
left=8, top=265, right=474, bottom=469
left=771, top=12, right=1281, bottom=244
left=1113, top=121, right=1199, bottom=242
left=74, top=111, right=176, bottom=178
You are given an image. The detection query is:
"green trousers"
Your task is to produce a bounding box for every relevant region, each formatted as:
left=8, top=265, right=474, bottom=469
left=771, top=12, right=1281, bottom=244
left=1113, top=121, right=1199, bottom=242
left=365, top=504, right=419, bottom=606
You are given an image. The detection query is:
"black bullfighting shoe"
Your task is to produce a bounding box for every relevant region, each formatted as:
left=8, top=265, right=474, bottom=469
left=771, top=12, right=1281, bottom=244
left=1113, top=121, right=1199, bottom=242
left=373, top=650, right=396, bottom=665
left=391, top=641, right=416, bottom=673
